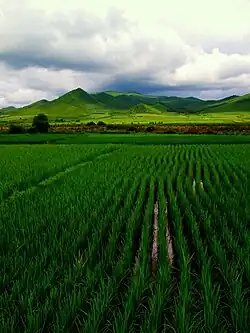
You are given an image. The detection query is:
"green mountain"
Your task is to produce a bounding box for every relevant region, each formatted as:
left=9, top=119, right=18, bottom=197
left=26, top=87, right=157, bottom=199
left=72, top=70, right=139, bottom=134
left=104, top=91, right=156, bottom=98
left=198, top=94, right=250, bottom=113
left=0, top=106, right=17, bottom=113
left=217, top=95, right=239, bottom=102
left=1, top=88, right=250, bottom=124
left=129, top=103, right=163, bottom=114
left=22, top=99, right=49, bottom=110
left=56, top=88, right=98, bottom=105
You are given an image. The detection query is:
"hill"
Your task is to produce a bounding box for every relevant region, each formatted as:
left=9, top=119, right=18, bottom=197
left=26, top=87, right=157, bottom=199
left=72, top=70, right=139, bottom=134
left=1, top=88, right=250, bottom=125
left=56, top=88, right=98, bottom=105
left=129, top=103, right=164, bottom=114
left=21, top=99, right=49, bottom=110
left=104, top=91, right=155, bottom=98
left=199, top=94, right=250, bottom=113
left=0, top=106, right=17, bottom=113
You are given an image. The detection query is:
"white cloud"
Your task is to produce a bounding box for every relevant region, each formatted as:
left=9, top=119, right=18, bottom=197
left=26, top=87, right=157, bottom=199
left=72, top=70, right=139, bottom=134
left=0, top=0, right=250, bottom=106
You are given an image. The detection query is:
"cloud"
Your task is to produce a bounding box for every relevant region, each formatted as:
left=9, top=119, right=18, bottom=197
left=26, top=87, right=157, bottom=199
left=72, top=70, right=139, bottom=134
left=0, top=63, right=112, bottom=107
left=0, top=0, right=250, bottom=107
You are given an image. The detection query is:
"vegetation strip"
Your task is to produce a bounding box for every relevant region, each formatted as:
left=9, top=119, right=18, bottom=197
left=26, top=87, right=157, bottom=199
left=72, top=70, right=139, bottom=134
left=2, top=133, right=250, bottom=145
left=1, top=143, right=249, bottom=332
left=1, top=148, right=119, bottom=204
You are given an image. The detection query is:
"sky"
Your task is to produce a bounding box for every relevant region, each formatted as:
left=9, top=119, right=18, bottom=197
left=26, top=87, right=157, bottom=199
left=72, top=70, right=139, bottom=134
left=1, top=0, right=250, bottom=107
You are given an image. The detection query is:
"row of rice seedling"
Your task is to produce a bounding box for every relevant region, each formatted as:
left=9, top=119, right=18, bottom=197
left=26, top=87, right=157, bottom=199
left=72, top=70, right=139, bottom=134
left=157, top=144, right=250, bottom=332
left=203, top=149, right=250, bottom=302
left=111, top=177, right=155, bottom=333
left=0, top=144, right=118, bottom=202
left=165, top=147, right=196, bottom=333
left=140, top=178, right=172, bottom=333
left=52, top=171, right=147, bottom=332
left=0, top=147, right=151, bottom=331
left=206, top=147, right=250, bottom=243
left=139, top=147, right=188, bottom=332
left=75, top=151, right=167, bottom=332
left=198, top=147, right=248, bottom=247
left=219, top=144, right=250, bottom=175
left=99, top=151, right=173, bottom=333
left=216, top=147, right=250, bottom=251
left=202, top=225, right=249, bottom=331
left=178, top=148, right=226, bottom=332
left=200, top=147, right=249, bottom=262
left=1, top=146, right=174, bottom=332
left=1, top=143, right=249, bottom=332
left=187, top=146, right=249, bottom=332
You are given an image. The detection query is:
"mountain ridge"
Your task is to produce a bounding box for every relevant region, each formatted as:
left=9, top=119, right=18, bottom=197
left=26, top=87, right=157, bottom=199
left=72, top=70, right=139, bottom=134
left=1, top=87, right=248, bottom=110
left=1, top=87, right=250, bottom=124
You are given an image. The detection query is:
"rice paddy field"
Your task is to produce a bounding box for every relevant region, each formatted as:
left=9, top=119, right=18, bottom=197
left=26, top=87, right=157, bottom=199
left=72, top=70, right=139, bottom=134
left=0, top=140, right=250, bottom=332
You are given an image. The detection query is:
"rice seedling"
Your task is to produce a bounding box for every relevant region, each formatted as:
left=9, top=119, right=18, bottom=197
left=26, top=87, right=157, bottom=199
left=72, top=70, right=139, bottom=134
left=0, top=143, right=249, bottom=332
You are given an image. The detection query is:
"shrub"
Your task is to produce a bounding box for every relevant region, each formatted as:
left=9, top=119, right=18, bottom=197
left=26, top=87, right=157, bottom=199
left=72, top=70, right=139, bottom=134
left=8, top=124, right=26, bottom=134
left=97, top=121, right=106, bottom=126
left=146, top=126, right=155, bottom=132
left=86, top=121, right=96, bottom=126
left=128, top=127, right=137, bottom=132
left=27, top=126, right=38, bottom=134
left=32, top=114, right=50, bottom=133
left=165, top=129, right=177, bottom=134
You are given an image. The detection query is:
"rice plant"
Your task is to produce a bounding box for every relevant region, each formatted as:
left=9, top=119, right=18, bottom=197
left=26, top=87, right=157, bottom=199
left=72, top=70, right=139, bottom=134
left=0, top=143, right=249, bottom=332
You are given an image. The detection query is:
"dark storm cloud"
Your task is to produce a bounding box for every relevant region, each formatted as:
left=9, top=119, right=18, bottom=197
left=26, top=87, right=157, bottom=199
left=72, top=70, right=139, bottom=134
left=103, top=75, right=238, bottom=96
left=0, top=6, right=128, bottom=72
left=0, top=50, right=114, bottom=73
left=104, top=77, right=168, bottom=94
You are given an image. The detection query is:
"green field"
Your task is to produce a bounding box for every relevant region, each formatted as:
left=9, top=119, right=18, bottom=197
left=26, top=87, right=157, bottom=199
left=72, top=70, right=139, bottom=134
left=1, top=88, right=250, bottom=125
left=2, top=110, right=250, bottom=125
left=2, top=133, right=250, bottom=145
left=0, top=139, right=249, bottom=332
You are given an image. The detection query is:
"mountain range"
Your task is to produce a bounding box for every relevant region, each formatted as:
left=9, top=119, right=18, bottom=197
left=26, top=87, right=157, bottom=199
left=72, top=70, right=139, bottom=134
left=1, top=88, right=250, bottom=124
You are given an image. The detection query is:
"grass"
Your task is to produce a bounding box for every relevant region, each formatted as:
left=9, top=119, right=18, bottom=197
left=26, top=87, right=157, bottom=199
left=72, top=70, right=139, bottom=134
left=2, top=133, right=250, bottom=145
left=0, top=144, right=117, bottom=202
left=2, top=110, right=250, bottom=125
left=0, top=143, right=249, bottom=332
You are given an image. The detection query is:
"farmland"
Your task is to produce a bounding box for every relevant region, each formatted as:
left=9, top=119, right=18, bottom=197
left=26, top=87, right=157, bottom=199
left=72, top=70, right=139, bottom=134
left=2, top=133, right=250, bottom=145
left=0, top=141, right=250, bottom=332
left=1, top=88, right=250, bottom=126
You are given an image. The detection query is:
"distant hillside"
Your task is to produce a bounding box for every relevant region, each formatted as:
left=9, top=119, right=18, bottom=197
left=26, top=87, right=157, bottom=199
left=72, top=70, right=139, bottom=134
left=104, top=91, right=156, bottom=98
left=0, top=106, right=17, bottom=113
left=129, top=103, right=163, bottom=114
left=218, top=95, right=239, bottom=102
left=21, top=99, right=49, bottom=110
left=1, top=87, right=250, bottom=124
left=199, top=94, right=250, bottom=113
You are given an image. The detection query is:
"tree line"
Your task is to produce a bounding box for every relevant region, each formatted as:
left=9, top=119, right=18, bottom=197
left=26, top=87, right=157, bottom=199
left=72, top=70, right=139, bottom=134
left=8, top=114, right=50, bottom=134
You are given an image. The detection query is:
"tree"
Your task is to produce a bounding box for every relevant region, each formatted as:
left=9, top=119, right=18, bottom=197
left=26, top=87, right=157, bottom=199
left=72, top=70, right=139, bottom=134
left=97, top=121, right=106, bottom=126
left=32, top=114, right=50, bottom=133
left=86, top=121, right=96, bottom=126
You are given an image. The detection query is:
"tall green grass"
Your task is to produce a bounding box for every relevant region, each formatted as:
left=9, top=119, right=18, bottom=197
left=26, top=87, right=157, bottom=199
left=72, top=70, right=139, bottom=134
left=0, top=144, right=249, bottom=332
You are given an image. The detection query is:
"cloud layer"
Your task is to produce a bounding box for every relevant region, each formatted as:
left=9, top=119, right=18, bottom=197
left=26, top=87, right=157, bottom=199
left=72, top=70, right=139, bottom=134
left=0, top=0, right=250, bottom=107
